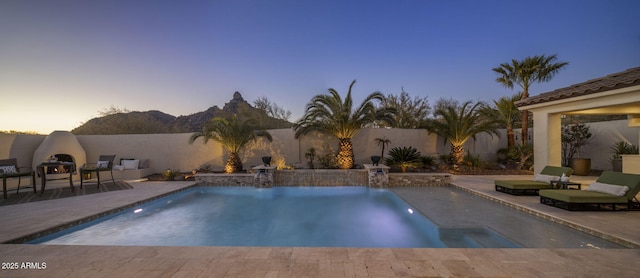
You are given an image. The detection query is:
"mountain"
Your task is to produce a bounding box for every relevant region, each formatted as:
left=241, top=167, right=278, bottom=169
left=71, top=92, right=292, bottom=135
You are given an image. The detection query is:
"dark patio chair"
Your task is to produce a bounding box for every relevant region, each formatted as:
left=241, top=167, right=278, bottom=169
left=0, top=158, right=36, bottom=199
left=80, top=155, right=116, bottom=188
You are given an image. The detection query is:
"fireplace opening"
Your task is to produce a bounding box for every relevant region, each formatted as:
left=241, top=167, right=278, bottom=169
left=47, top=154, right=77, bottom=174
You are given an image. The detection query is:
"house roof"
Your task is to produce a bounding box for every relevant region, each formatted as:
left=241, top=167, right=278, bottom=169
left=515, top=67, right=640, bottom=107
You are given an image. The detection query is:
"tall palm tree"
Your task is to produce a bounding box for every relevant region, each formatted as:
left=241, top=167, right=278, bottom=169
left=428, top=101, right=500, bottom=166
left=492, top=54, right=569, bottom=144
left=189, top=115, right=272, bottom=173
left=491, top=92, right=522, bottom=149
left=294, top=80, right=396, bottom=169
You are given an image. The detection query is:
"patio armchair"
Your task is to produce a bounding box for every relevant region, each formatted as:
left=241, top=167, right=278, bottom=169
left=539, top=171, right=640, bottom=211
left=80, top=155, right=116, bottom=188
left=0, top=158, right=36, bottom=199
left=495, top=166, right=574, bottom=195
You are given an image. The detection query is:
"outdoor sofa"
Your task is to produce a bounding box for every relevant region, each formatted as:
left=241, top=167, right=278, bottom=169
left=539, top=171, right=640, bottom=211
left=495, top=166, right=574, bottom=196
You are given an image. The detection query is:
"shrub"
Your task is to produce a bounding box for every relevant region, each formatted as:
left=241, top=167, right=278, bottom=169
left=463, top=153, right=483, bottom=168
left=317, top=144, right=338, bottom=169
left=386, top=146, right=422, bottom=172
left=610, top=141, right=639, bottom=160
left=421, top=155, right=436, bottom=167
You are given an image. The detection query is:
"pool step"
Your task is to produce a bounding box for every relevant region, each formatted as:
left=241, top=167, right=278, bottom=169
left=439, top=227, right=521, bottom=248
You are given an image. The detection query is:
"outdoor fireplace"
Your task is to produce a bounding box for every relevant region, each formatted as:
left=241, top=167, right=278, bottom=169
left=32, top=131, right=87, bottom=180
left=45, top=154, right=76, bottom=174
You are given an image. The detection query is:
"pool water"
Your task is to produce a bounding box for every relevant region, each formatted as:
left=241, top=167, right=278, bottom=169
left=29, top=186, right=522, bottom=248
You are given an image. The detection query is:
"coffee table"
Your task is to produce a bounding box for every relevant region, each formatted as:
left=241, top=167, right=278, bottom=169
left=549, top=180, right=581, bottom=190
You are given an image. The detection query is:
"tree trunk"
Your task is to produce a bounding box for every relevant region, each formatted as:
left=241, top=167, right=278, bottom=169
left=521, top=111, right=529, bottom=145
left=337, top=138, right=354, bottom=169
left=225, top=152, right=242, bottom=173
left=450, top=144, right=465, bottom=165
left=521, top=87, right=529, bottom=145
left=506, top=127, right=515, bottom=149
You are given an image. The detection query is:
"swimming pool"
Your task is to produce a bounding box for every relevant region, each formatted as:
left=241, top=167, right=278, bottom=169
left=29, top=186, right=624, bottom=248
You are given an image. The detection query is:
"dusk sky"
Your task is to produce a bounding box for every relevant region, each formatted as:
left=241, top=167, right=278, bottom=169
left=1, top=0, right=639, bottom=134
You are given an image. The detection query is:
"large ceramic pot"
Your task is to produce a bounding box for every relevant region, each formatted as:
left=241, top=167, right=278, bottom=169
left=370, top=156, right=381, bottom=166
left=261, top=156, right=272, bottom=166
left=570, top=158, right=591, bottom=176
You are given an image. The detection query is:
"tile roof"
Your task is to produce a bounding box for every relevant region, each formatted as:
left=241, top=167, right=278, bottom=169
left=515, top=67, right=640, bottom=107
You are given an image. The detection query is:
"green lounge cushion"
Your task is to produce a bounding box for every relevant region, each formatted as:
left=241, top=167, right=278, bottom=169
left=495, top=180, right=551, bottom=190
left=495, top=166, right=573, bottom=190
left=539, top=189, right=628, bottom=204
left=539, top=166, right=574, bottom=177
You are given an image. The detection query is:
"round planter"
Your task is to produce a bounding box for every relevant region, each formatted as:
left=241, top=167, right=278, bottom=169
left=570, top=158, right=591, bottom=176
left=261, top=156, right=272, bottom=166
left=370, top=156, right=381, bottom=166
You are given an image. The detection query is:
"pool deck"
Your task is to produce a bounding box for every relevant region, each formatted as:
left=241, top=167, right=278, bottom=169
left=1, top=175, right=639, bottom=277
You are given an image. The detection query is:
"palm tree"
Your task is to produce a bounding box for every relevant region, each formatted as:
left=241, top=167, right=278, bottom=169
left=374, top=137, right=391, bottom=160
left=428, top=101, right=500, bottom=166
left=492, top=54, right=569, bottom=144
left=294, top=80, right=396, bottom=169
left=189, top=115, right=272, bottom=173
left=490, top=92, right=522, bottom=149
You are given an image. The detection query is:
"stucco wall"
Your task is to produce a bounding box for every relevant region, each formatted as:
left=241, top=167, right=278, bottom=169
left=1, top=119, right=637, bottom=178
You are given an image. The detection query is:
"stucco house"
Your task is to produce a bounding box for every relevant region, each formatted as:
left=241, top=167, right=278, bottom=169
left=516, top=67, right=640, bottom=174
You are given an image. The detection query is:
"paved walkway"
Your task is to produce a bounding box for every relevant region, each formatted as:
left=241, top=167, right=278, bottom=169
left=0, top=176, right=639, bottom=277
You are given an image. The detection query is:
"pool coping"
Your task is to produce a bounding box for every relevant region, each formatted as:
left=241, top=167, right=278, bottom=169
left=5, top=180, right=638, bottom=249
left=448, top=184, right=639, bottom=248
left=3, top=184, right=199, bottom=244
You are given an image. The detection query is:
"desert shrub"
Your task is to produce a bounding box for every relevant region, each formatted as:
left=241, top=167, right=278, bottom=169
left=463, top=153, right=483, bottom=168
left=162, top=169, right=179, bottom=181
left=439, top=154, right=451, bottom=165
left=420, top=155, right=436, bottom=167
left=317, top=144, right=338, bottom=169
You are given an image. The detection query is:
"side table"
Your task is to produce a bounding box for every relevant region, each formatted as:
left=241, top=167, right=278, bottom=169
left=36, top=162, right=76, bottom=194
left=549, top=180, right=581, bottom=190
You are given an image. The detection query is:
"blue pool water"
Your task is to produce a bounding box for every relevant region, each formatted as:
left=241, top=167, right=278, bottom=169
left=29, top=186, right=521, bottom=248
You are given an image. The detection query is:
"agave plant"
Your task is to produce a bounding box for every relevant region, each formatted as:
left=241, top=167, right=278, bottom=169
left=386, top=146, right=422, bottom=173
left=610, top=141, right=639, bottom=160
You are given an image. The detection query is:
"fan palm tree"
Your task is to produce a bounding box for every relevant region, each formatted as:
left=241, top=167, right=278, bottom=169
left=294, top=80, right=396, bottom=169
left=492, top=54, right=569, bottom=144
left=428, top=101, right=500, bottom=166
left=189, top=115, right=272, bottom=173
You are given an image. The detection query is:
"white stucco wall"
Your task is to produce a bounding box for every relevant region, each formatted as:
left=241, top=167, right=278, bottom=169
left=1, top=119, right=638, bottom=187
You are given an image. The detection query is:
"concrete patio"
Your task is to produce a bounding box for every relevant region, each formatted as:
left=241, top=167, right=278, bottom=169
left=1, top=175, right=639, bottom=277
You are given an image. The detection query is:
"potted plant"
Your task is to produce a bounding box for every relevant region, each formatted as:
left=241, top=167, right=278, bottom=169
left=386, top=146, right=422, bottom=173
left=561, top=123, right=592, bottom=175
left=610, top=141, right=639, bottom=172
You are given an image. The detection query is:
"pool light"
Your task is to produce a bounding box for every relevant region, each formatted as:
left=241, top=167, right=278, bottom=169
left=407, top=208, right=414, bottom=214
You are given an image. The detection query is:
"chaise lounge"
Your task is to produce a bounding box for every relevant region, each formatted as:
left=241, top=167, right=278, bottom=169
left=495, top=166, right=574, bottom=196
left=539, top=171, right=640, bottom=211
